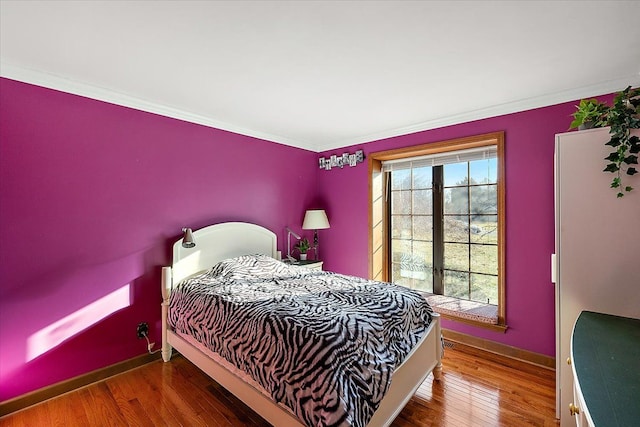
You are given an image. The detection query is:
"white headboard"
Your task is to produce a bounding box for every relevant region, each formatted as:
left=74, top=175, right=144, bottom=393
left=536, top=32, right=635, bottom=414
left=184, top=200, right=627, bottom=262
left=170, top=222, right=278, bottom=285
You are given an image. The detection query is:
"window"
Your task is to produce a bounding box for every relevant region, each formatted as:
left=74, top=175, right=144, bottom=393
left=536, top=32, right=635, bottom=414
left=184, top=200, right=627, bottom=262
left=369, top=132, right=505, bottom=330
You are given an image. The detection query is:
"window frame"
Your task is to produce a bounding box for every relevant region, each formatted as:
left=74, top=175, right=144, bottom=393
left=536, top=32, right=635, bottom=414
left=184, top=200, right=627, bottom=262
left=368, top=132, right=506, bottom=330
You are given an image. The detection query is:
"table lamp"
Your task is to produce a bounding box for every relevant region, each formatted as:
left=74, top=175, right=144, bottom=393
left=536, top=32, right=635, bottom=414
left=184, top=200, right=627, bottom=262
left=302, top=209, right=330, bottom=259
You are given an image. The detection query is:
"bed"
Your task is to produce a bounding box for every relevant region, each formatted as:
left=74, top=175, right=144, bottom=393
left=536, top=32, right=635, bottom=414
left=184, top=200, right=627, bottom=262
left=161, top=222, right=442, bottom=427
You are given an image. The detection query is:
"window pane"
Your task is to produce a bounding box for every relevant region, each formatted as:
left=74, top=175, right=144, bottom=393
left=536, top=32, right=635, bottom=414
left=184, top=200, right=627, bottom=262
left=390, top=239, right=433, bottom=292
left=470, top=244, right=498, bottom=275
left=391, top=169, right=411, bottom=190
left=470, top=185, right=497, bottom=215
left=444, top=187, right=469, bottom=214
left=471, top=274, right=498, bottom=305
left=413, top=241, right=432, bottom=271
left=413, top=269, right=433, bottom=293
left=391, top=215, right=411, bottom=239
left=444, top=243, right=469, bottom=271
left=413, top=215, right=433, bottom=241
left=444, top=215, right=470, bottom=243
left=470, top=215, right=497, bottom=244
left=399, top=251, right=430, bottom=281
left=469, top=158, right=497, bottom=184
left=412, top=166, right=432, bottom=189
left=444, top=162, right=468, bottom=187
left=413, top=189, right=432, bottom=214
left=391, top=190, right=411, bottom=214
left=391, top=262, right=413, bottom=288
left=444, top=270, right=469, bottom=299
left=391, top=239, right=411, bottom=262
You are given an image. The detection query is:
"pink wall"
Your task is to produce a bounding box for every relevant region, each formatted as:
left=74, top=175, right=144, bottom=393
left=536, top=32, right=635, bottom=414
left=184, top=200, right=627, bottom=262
left=0, top=78, right=318, bottom=401
left=316, top=94, right=614, bottom=358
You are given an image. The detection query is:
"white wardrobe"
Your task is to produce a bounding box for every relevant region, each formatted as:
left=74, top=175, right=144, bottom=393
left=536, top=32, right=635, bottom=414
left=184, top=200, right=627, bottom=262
left=553, top=127, right=640, bottom=425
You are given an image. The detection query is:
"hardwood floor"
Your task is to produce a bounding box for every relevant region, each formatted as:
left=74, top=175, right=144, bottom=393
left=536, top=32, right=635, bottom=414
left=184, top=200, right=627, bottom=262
left=0, top=342, right=558, bottom=426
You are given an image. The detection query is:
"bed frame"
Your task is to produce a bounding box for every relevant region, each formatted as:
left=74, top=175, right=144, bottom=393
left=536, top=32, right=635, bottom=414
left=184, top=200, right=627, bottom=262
left=161, top=222, right=442, bottom=427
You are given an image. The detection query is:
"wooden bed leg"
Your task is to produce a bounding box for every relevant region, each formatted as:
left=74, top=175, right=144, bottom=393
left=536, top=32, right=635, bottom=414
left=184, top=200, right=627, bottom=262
left=161, top=299, right=173, bottom=362
left=433, top=364, right=443, bottom=381
left=162, top=339, right=173, bottom=362
left=433, top=312, right=443, bottom=381
left=161, top=266, right=173, bottom=362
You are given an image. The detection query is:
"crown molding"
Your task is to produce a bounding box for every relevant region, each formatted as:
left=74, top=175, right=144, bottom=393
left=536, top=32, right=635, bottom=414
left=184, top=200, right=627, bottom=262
left=3, top=62, right=638, bottom=154
left=315, top=73, right=640, bottom=153
left=0, top=62, right=314, bottom=152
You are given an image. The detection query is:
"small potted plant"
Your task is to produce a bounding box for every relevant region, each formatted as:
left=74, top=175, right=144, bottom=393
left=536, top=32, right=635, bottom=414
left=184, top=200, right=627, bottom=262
left=569, top=98, right=609, bottom=130
left=294, top=238, right=310, bottom=260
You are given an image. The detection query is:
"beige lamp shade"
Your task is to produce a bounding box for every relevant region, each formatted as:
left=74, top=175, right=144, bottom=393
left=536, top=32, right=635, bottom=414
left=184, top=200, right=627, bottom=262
left=302, top=210, right=330, bottom=230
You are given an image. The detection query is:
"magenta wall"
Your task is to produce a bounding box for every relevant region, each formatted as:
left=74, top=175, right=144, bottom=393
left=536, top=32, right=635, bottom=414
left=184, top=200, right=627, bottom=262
left=0, top=78, right=318, bottom=401
left=316, top=94, right=614, bottom=358
left=0, top=75, right=616, bottom=401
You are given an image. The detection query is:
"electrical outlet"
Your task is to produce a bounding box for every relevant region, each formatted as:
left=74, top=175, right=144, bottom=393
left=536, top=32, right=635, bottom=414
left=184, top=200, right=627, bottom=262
left=136, top=322, right=149, bottom=339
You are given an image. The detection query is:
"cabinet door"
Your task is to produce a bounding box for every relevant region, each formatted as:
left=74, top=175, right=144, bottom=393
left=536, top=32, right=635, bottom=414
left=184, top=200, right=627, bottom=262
left=571, top=382, right=587, bottom=427
left=554, top=128, right=640, bottom=425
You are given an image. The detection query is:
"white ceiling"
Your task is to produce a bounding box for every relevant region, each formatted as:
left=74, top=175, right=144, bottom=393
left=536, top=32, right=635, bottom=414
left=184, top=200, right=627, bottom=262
left=1, top=1, right=639, bottom=152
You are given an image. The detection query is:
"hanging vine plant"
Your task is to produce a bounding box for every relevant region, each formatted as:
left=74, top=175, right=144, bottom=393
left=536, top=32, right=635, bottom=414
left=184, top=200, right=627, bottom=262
left=603, top=86, right=640, bottom=197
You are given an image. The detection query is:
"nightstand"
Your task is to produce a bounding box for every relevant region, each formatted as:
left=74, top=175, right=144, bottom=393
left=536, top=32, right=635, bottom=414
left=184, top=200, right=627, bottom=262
left=290, top=260, right=323, bottom=271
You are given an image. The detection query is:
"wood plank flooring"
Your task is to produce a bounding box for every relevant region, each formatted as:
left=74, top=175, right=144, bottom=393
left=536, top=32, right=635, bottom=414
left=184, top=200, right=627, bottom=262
left=0, top=342, right=558, bottom=426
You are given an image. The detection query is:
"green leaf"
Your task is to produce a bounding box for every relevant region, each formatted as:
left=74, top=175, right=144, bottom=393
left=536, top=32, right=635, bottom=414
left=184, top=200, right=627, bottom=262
left=611, top=177, right=621, bottom=188
left=569, top=118, right=581, bottom=130
left=605, top=137, right=621, bottom=147
left=624, top=155, right=638, bottom=164
left=604, top=152, right=620, bottom=161
left=625, top=186, right=633, bottom=192
left=604, top=163, right=619, bottom=172
left=617, top=192, right=624, bottom=198
left=626, top=167, right=637, bottom=175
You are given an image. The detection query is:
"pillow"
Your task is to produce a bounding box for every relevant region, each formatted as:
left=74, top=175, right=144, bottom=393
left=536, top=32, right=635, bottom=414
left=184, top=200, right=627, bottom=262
left=208, top=253, right=295, bottom=280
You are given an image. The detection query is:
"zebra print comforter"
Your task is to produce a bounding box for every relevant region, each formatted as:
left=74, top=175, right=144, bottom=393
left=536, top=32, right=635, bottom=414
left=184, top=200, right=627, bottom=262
left=169, top=254, right=433, bottom=427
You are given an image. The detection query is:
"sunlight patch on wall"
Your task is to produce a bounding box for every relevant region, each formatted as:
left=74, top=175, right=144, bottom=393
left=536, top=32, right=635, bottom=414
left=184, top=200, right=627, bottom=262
left=26, top=284, right=131, bottom=362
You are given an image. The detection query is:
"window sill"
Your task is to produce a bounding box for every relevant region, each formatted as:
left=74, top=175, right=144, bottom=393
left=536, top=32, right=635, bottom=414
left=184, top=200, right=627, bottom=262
left=423, top=293, right=508, bottom=333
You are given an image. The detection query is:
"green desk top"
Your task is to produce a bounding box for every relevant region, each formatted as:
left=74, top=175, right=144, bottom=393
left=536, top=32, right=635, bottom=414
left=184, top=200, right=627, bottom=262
left=572, top=311, right=640, bottom=427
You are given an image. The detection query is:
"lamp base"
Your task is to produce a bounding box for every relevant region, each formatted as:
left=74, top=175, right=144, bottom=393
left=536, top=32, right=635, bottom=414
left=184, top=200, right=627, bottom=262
left=313, top=230, right=320, bottom=259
